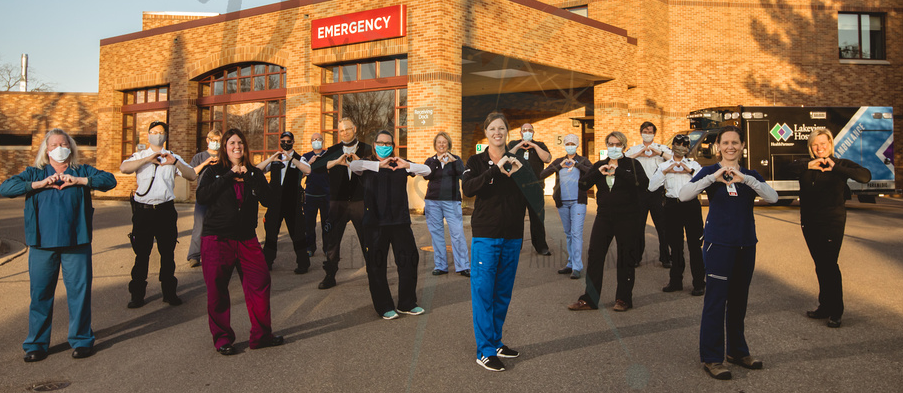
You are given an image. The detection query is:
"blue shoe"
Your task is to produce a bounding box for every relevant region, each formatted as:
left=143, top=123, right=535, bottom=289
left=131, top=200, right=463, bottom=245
left=398, top=306, right=425, bottom=316
left=382, top=310, right=399, bottom=320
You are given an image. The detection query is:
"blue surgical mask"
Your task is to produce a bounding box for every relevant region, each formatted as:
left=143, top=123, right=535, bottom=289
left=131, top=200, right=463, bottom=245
left=607, top=146, right=623, bottom=160
left=564, top=145, right=577, bottom=155
left=311, top=140, right=323, bottom=150
left=375, top=145, right=393, bottom=159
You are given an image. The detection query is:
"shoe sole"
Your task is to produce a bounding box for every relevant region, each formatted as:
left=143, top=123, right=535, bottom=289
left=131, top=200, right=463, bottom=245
left=397, top=309, right=424, bottom=316
left=705, top=367, right=732, bottom=380
left=476, top=358, right=505, bottom=372
left=382, top=314, right=399, bottom=320
left=496, top=350, right=519, bottom=358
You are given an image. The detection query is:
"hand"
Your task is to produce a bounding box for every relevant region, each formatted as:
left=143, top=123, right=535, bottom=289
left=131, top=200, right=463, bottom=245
left=807, top=158, right=825, bottom=171
left=56, top=174, right=80, bottom=189
left=204, top=156, right=218, bottom=166
left=307, top=155, right=318, bottom=165
left=562, top=158, right=575, bottom=168
left=378, top=157, right=395, bottom=169
left=521, top=141, right=534, bottom=150
left=715, top=166, right=743, bottom=185
left=159, top=152, right=176, bottom=166
left=822, top=157, right=835, bottom=172
left=231, top=165, right=247, bottom=175
left=598, top=164, right=616, bottom=176
left=332, top=154, right=349, bottom=167
left=349, top=153, right=360, bottom=162
left=33, top=174, right=59, bottom=189
left=442, top=153, right=455, bottom=163
left=395, top=158, right=410, bottom=170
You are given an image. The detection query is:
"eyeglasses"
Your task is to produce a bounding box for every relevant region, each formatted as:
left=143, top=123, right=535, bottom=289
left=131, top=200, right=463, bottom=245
left=673, top=135, right=690, bottom=146
left=374, top=141, right=394, bottom=146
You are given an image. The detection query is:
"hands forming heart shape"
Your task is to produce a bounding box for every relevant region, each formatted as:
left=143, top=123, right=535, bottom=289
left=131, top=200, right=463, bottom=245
left=42, top=173, right=79, bottom=190
left=714, top=166, right=744, bottom=185
left=598, top=164, right=617, bottom=176
left=379, top=157, right=410, bottom=170
left=562, top=159, right=575, bottom=168
left=151, top=152, right=176, bottom=166
left=808, top=157, right=834, bottom=172
left=496, top=156, right=522, bottom=177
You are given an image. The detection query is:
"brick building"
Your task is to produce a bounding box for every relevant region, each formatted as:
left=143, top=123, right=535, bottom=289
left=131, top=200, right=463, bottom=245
left=84, top=0, right=903, bottom=200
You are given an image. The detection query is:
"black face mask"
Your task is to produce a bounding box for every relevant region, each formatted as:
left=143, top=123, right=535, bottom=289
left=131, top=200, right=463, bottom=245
left=341, top=138, right=358, bottom=147
left=280, top=142, right=293, bottom=150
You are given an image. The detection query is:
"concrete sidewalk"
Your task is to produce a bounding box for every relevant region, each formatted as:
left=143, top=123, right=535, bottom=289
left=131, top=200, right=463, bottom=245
left=0, top=197, right=901, bottom=392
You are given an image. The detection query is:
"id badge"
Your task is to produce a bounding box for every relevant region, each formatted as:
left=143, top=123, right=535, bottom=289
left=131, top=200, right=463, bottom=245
left=523, top=151, right=530, bottom=160
left=726, top=183, right=738, bottom=197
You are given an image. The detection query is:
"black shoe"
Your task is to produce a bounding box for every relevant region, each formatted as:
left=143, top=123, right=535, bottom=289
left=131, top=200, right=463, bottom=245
left=217, top=344, right=236, bottom=356
left=127, top=299, right=145, bottom=309
left=662, top=283, right=683, bottom=292
left=496, top=345, right=519, bottom=358
left=318, top=275, right=336, bottom=290
left=72, top=347, right=94, bottom=359
left=661, top=260, right=672, bottom=269
left=162, top=295, right=183, bottom=306
left=557, top=267, right=573, bottom=274
left=476, top=355, right=506, bottom=372
left=691, top=287, right=706, bottom=296
left=537, top=249, right=552, bottom=256
left=24, top=350, right=48, bottom=363
left=458, top=270, right=471, bottom=278
left=826, top=317, right=842, bottom=328
left=432, top=269, right=448, bottom=276
left=806, top=309, right=830, bottom=319
left=253, top=335, right=285, bottom=349
left=294, top=267, right=309, bottom=274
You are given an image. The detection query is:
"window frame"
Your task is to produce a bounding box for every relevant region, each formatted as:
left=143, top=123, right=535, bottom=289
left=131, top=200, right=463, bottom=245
left=838, top=12, right=886, bottom=60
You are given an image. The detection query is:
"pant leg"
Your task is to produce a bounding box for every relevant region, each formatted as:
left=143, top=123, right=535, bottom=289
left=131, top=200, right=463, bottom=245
left=201, top=235, right=237, bottom=348
left=393, top=225, right=421, bottom=311
left=425, top=199, right=449, bottom=271
left=684, top=200, right=706, bottom=290
left=444, top=201, right=470, bottom=272
left=263, top=207, right=282, bottom=267
left=23, top=247, right=61, bottom=352
left=569, top=202, right=586, bottom=272
left=323, top=201, right=349, bottom=274
left=648, top=189, right=670, bottom=263
left=700, top=242, right=738, bottom=363
left=155, top=204, right=179, bottom=294
left=60, top=244, right=94, bottom=349
left=471, top=237, right=503, bottom=358
left=317, top=198, right=330, bottom=252
left=636, top=191, right=652, bottom=263
left=726, top=245, right=756, bottom=358
left=347, top=201, right=370, bottom=266
left=187, top=203, right=206, bottom=261
left=283, top=203, right=311, bottom=270
left=493, top=238, right=523, bottom=350
left=234, top=238, right=275, bottom=348
left=129, top=208, right=155, bottom=296
left=664, top=200, right=686, bottom=285
left=579, top=215, right=614, bottom=308
left=528, top=205, right=549, bottom=252
left=304, top=196, right=326, bottom=253
left=802, top=223, right=845, bottom=318
left=614, top=215, right=638, bottom=306
left=365, top=228, right=394, bottom=315
left=557, top=203, right=573, bottom=269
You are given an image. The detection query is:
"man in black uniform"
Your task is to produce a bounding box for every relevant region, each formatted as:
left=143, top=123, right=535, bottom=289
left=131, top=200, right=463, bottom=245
left=506, top=123, right=552, bottom=255
left=310, top=118, right=374, bottom=289
left=256, top=131, right=311, bottom=274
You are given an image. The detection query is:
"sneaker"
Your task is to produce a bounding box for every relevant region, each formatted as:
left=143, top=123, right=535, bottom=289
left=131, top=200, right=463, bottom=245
left=612, top=299, right=631, bottom=312
left=570, top=270, right=581, bottom=280
left=382, top=310, right=399, bottom=320
left=704, top=362, right=732, bottom=380
left=432, top=269, right=448, bottom=276
left=188, top=258, right=201, bottom=268
left=458, top=270, right=471, bottom=277
left=496, top=345, right=519, bottom=358
left=398, top=307, right=425, bottom=316
left=726, top=355, right=763, bottom=369
left=476, top=355, right=505, bottom=372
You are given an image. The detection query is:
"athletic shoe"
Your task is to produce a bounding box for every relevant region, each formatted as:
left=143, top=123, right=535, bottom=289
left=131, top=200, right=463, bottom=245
left=382, top=310, right=399, bottom=320
left=477, top=355, right=505, bottom=372
left=496, top=345, right=519, bottom=358
left=188, top=259, right=200, bottom=268
left=398, top=307, right=425, bottom=316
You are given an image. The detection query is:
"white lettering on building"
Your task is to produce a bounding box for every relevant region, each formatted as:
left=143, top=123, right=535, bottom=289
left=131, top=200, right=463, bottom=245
left=317, top=16, right=392, bottom=40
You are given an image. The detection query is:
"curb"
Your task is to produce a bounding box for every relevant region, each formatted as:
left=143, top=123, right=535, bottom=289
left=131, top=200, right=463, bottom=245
left=0, top=239, right=27, bottom=266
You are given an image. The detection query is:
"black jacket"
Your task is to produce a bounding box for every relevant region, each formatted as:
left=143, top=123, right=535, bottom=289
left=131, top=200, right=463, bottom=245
left=313, top=141, right=374, bottom=202
left=197, top=164, right=271, bottom=240
left=790, top=157, right=871, bottom=224
left=579, top=158, right=649, bottom=211
left=423, top=154, right=464, bottom=201
left=360, top=164, right=415, bottom=227
left=462, top=150, right=531, bottom=239
left=539, top=155, right=593, bottom=207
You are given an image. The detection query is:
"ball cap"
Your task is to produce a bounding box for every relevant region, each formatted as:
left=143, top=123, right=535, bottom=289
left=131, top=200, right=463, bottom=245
left=280, top=131, right=294, bottom=140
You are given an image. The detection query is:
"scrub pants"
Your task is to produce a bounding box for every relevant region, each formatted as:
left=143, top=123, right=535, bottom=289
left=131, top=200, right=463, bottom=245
left=557, top=200, right=586, bottom=272
left=364, top=225, right=420, bottom=315
left=699, top=242, right=756, bottom=363
left=471, top=237, right=522, bottom=358
left=24, top=244, right=94, bottom=352
left=801, top=220, right=845, bottom=319
left=201, top=236, right=276, bottom=349
left=187, top=203, right=207, bottom=262
left=425, top=199, right=470, bottom=273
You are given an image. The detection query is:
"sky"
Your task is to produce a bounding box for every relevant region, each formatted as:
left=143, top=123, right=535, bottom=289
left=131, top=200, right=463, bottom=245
left=0, top=0, right=283, bottom=93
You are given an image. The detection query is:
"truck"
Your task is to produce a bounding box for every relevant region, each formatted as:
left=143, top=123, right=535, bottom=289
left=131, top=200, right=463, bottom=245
left=676, top=106, right=895, bottom=204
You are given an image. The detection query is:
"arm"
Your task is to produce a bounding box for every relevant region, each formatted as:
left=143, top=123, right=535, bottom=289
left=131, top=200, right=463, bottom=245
left=175, top=157, right=198, bottom=181
left=196, top=167, right=235, bottom=205
left=349, top=160, right=379, bottom=175
left=120, top=154, right=155, bottom=174
left=533, top=141, right=552, bottom=163
left=578, top=161, right=605, bottom=191
left=247, top=168, right=272, bottom=208
left=626, top=159, right=650, bottom=190
left=81, top=166, right=117, bottom=192
left=659, top=145, right=673, bottom=161
left=290, top=153, right=311, bottom=175
left=407, top=162, right=431, bottom=177
left=538, top=157, right=563, bottom=180
left=0, top=168, right=40, bottom=198
left=679, top=169, right=716, bottom=202
left=648, top=165, right=666, bottom=192
left=742, top=172, right=779, bottom=203
left=461, top=158, right=499, bottom=197
left=834, top=159, right=871, bottom=184
left=575, top=157, right=593, bottom=172
left=422, top=157, right=440, bottom=180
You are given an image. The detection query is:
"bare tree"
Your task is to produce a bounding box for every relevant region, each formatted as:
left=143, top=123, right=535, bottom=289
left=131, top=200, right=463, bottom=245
left=0, top=56, right=55, bottom=92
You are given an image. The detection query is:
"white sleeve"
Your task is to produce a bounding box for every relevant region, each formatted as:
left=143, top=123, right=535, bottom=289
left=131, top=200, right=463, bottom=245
left=648, top=163, right=666, bottom=192
left=679, top=174, right=715, bottom=202
left=743, top=175, right=779, bottom=203
left=407, top=163, right=431, bottom=177
left=349, top=160, right=379, bottom=175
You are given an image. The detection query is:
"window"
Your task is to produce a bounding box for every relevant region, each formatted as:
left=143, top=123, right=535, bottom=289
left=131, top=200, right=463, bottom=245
left=564, top=5, right=588, bottom=18
left=121, top=111, right=168, bottom=161
left=124, top=86, right=168, bottom=105
left=322, top=57, right=408, bottom=84
left=0, top=134, right=31, bottom=146
left=198, top=63, right=285, bottom=97
left=122, top=85, right=170, bottom=161
left=838, top=13, right=885, bottom=60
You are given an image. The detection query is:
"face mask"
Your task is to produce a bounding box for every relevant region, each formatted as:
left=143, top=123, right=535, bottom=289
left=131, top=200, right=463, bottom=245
left=607, top=146, right=623, bottom=160
left=49, top=146, right=71, bottom=163
left=342, top=145, right=356, bottom=155
left=641, top=134, right=655, bottom=143
left=564, top=145, right=577, bottom=155
left=672, top=145, right=689, bottom=157
left=148, top=133, right=166, bottom=147
left=280, top=141, right=293, bottom=151
left=311, top=140, right=323, bottom=150
left=521, top=131, right=533, bottom=142
left=375, top=145, right=393, bottom=159
left=208, top=141, right=220, bottom=151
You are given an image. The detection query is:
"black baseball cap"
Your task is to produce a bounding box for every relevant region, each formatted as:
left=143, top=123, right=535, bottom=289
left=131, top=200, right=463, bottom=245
left=280, top=131, right=294, bottom=140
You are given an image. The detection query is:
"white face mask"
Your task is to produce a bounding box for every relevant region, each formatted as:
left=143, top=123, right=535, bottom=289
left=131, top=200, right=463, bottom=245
left=149, top=133, right=166, bottom=147
left=208, top=141, right=220, bottom=151
left=641, top=134, right=655, bottom=143
left=312, top=140, right=323, bottom=150
left=521, top=131, right=534, bottom=142
left=607, top=146, right=623, bottom=160
left=49, top=146, right=71, bottom=163
left=564, top=145, right=577, bottom=155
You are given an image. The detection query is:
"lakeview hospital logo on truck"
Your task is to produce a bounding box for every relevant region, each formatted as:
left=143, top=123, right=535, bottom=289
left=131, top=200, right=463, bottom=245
left=769, top=123, right=794, bottom=145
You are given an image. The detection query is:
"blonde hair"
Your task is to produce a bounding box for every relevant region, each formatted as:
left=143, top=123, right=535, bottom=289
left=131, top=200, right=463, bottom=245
left=808, top=129, right=835, bottom=158
left=433, top=132, right=453, bottom=151
left=207, top=129, right=222, bottom=139
left=34, top=128, right=79, bottom=169
left=605, top=131, right=628, bottom=148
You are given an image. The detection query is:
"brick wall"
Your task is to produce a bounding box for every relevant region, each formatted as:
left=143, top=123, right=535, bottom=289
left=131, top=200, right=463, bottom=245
left=142, top=12, right=218, bottom=31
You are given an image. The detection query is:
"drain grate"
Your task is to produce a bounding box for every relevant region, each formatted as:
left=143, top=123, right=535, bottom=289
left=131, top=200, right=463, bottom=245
left=29, top=381, right=71, bottom=392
